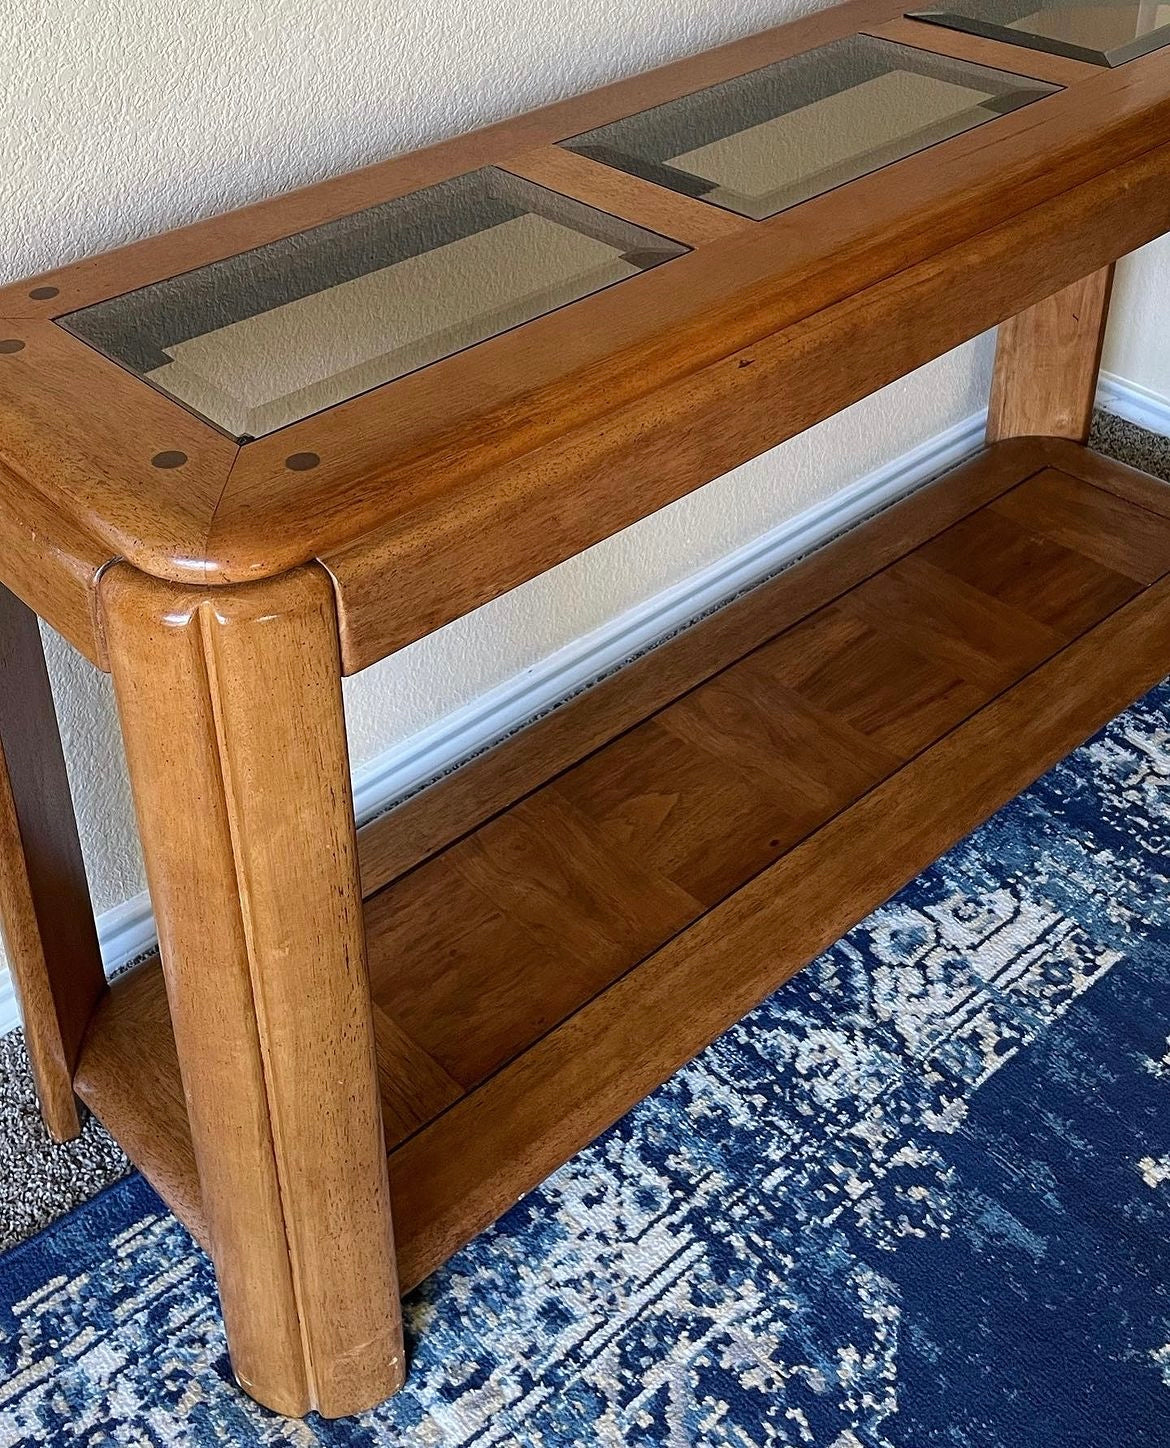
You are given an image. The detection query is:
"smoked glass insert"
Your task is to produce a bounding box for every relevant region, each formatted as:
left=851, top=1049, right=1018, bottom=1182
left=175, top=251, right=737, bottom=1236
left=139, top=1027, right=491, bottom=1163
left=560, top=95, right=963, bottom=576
left=60, top=169, right=687, bottom=441
left=908, top=0, right=1170, bottom=66
left=560, top=35, right=1056, bottom=221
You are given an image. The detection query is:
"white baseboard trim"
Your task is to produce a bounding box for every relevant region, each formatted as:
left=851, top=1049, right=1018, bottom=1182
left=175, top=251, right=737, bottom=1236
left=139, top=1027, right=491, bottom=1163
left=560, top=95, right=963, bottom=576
left=1098, top=371, right=1170, bottom=437
left=1, top=379, right=1164, bottom=1040
left=0, top=975, right=14, bottom=1038
left=95, top=893, right=162, bottom=976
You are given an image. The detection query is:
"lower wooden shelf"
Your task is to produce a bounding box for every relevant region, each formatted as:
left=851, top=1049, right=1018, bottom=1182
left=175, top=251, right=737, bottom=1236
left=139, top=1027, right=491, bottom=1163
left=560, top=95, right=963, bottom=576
left=74, top=436, right=1170, bottom=1293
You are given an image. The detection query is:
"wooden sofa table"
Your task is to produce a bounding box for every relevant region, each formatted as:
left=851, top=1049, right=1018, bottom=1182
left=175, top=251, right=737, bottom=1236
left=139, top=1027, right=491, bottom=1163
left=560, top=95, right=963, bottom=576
left=5, top=0, right=1170, bottom=1418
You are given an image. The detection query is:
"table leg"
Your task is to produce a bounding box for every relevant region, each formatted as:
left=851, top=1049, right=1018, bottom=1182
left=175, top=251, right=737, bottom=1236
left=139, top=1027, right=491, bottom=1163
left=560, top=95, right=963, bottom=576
left=0, top=585, right=104, bottom=1141
left=987, top=264, right=1115, bottom=445
left=100, top=562, right=404, bottom=1419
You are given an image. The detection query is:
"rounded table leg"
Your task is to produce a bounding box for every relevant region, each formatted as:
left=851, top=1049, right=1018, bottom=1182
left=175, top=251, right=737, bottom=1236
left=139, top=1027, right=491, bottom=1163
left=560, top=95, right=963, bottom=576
left=101, top=562, right=404, bottom=1418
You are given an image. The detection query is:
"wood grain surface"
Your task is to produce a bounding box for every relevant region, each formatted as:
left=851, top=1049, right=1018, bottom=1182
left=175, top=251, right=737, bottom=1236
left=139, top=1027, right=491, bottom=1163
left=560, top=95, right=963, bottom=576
left=988, top=267, right=1115, bottom=444
left=0, top=585, right=104, bottom=1138
left=76, top=440, right=1170, bottom=1296
left=325, top=138, right=1170, bottom=669
left=863, top=17, right=1101, bottom=85
left=96, top=563, right=403, bottom=1418
left=0, top=9, right=1166, bottom=629
left=353, top=439, right=1048, bottom=895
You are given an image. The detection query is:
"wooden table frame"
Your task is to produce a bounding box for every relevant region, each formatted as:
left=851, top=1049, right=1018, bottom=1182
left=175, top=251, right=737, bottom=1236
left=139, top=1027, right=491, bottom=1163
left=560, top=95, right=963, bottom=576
left=2, top=0, right=1169, bottom=1419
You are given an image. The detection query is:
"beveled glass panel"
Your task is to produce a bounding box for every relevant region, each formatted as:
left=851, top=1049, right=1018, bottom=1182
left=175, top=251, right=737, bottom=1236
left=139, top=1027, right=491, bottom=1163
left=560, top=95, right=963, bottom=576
left=560, top=35, right=1056, bottom=221
left=908, top=0, right=1170, bottom=66
left=60, top=169, right=687, bottom=441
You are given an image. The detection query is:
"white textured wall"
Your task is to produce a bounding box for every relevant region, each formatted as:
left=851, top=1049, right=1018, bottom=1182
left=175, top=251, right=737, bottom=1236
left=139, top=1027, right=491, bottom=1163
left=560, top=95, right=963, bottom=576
left=1106, top=236, right=1170, bottom=396
left=0, top=1, right=1165, bottom=989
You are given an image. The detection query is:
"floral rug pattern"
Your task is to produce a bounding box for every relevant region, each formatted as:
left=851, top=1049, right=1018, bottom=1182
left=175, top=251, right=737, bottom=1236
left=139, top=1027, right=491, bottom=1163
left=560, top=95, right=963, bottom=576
left=3, top=680, right=1170, bottom=1446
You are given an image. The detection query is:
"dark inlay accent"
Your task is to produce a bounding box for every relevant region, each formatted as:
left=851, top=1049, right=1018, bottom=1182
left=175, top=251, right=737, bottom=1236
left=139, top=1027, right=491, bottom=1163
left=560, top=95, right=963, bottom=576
left=0, top=339, right=25, bottom=354
left=151, top=450, right=188, bottom=469
left=29, top=286, right=59, bottom=300
left=285, top=451, right=320, bottom=471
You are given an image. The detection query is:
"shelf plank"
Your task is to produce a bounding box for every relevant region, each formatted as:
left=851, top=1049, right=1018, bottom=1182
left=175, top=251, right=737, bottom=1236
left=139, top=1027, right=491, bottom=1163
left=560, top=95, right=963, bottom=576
left=910, top=504, right=1142, bottom=637
left=74, top=439, right=1170, bottom=1291
left=354, top=437, right=1050, bottom=896
left=990, top=466, right=1170, bottom=582
left=74, top=961, right=205, bottom=1247
left=387, top=554, right=1170, bottom=1289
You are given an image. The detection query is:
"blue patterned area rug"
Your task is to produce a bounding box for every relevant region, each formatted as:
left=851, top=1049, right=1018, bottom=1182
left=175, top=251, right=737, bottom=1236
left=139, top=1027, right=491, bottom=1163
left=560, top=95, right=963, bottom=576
left=4, top=683, right=1170, bottom=1446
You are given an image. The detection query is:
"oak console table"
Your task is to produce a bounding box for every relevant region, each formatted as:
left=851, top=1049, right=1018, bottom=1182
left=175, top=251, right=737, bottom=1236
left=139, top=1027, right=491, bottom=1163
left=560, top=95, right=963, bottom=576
left=4, top=0, right=1170, bottom=1418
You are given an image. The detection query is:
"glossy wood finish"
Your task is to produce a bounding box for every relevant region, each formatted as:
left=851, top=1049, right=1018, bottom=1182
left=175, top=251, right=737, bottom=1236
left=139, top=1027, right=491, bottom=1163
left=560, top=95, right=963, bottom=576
left=988, top=266, right=1115, bottom=444
left=75, top=440, right=1170, bottom=1293
left=73, top=955, right=200, bottom=1226
left=1037, top=434, right=1170, bottom=517
left=355, top=439, right=1050, bottom=896
left=98, top=564, right=402, bottom=1419
left=326, top=139, right=1170, bottom=669
left=501, top=147, right=752, bottom=245
left=0, top=0, right=905, bottom=602
left=0, top=9, right=1168, bottom=634
left=0, top=316, right=237, bottom=604
left=863, top=17, right=1101, bottom=85
left=0, top=479, right=109, bottom=668
left=5, top=0, right=1170, bottom=1420
left=390, top=520, right=1170, bottom=1288
left=222, top=54, right=1170, bottom=602
left=0, top=585, right=104, bottom=1139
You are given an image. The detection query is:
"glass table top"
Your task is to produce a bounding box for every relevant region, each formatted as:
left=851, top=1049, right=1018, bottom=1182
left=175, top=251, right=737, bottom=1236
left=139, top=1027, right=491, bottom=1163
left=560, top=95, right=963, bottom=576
left=60, top=169, right=687, bottom=441
left=559, top=35, right=1057, bottom=221
left=907, top=0, right=1170, bottom=67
